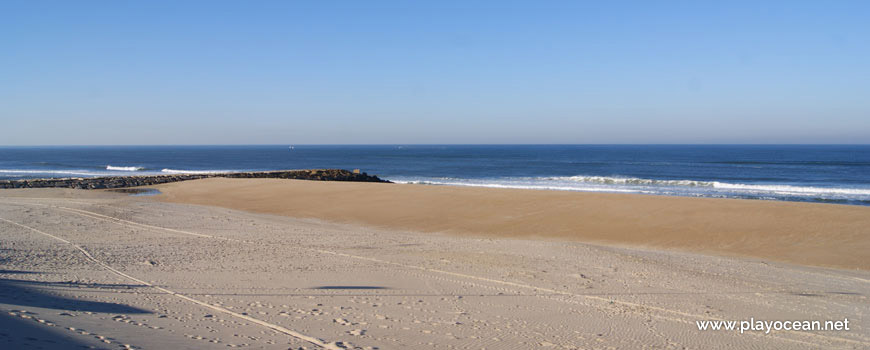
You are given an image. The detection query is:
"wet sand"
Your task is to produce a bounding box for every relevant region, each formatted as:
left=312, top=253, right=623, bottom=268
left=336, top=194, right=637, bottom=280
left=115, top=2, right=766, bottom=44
left=156, top=178, right=870, bottom=270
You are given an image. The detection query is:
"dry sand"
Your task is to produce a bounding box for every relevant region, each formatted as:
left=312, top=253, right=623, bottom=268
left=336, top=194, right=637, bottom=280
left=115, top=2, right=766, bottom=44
left=157, top=178, right=870, bottom=270
left=1, top=182, right=868, bottom=349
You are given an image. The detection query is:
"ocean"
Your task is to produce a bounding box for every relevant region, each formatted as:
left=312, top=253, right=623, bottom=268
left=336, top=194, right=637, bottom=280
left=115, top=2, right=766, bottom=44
left=1, top=145, right=869, bottom=205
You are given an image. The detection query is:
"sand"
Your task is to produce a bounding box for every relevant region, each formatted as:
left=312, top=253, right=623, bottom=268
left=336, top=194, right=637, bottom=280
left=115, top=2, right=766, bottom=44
left=156, top=178, right=870, bottom=270
left=1, top=182, right=868, bottom=349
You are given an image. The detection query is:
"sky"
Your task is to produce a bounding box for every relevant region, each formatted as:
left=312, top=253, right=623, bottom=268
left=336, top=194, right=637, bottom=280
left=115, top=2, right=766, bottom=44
left=1, top=1, right=869, bottom=145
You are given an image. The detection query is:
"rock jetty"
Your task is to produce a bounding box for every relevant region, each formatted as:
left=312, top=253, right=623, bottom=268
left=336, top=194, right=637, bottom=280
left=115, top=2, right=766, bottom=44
left=0, top=169, right=389, bottom=189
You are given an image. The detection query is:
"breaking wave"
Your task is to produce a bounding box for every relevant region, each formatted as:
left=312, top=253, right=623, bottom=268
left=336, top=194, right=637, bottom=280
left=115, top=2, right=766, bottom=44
left=106, top=165, right=144, bottom=171
left=542, top=175, right=870, bottom=196
left=390, top=174, right=870, bottom=202
left=710, top=182, right=870, bottom=196
left=546, top=175, right=714, bottom=187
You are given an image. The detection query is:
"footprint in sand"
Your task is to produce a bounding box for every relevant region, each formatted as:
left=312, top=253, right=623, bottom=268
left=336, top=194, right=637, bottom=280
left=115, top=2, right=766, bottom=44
left=348, top=329, right=366, bottom=336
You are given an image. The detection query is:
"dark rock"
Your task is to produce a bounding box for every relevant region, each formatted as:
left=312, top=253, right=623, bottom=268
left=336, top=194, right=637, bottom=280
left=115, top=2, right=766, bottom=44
left=0, top=169, right=390, bottom=190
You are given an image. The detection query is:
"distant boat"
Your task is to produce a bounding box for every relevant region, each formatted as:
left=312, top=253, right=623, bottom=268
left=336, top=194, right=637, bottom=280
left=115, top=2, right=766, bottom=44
left=289, top=146, right=295, bottom=150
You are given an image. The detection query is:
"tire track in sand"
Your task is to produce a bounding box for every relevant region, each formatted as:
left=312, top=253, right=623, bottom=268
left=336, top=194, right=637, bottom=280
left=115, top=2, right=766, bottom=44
left=42, top=204, right=870, bottom=349
left=0, top=216, right=344, bottom=350
left=2, top=201, right=865, bottom=348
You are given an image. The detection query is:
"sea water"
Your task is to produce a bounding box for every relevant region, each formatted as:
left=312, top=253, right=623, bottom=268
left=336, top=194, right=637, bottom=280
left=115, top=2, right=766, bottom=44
left=1, top=145, right=868, bottom=205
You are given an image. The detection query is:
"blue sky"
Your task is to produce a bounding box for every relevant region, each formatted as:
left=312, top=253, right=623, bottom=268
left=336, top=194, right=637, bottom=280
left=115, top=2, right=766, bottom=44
left=1, top=1, right=868, bottom=145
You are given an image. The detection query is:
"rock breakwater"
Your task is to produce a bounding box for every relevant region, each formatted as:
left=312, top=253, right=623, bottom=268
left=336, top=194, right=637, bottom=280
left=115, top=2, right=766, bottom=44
left=0, top=169, right=389, bottom=189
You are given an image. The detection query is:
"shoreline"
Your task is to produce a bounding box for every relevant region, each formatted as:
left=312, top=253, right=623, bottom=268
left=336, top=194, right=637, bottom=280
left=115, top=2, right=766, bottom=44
left=4, top=170, right=868, bottom=206
left=155, top=177, right=870, bottom=271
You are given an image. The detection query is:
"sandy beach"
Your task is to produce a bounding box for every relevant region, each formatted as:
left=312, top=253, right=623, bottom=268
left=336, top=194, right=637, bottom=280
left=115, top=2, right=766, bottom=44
left=7, top=0, right=869, bottom=348
left=157, top=178, right=870, bottom=270
left=1, top=180, right=868, bottom=349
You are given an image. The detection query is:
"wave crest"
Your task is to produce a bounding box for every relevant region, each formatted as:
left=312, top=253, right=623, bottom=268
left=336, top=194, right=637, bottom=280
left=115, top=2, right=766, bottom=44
left=106, top=165, right=144, bottom=171
left=547, top=175, right=714, bottom=187
left=389, top=174, right=870, bottom=201
left=711, top=182, right=870, bottom=196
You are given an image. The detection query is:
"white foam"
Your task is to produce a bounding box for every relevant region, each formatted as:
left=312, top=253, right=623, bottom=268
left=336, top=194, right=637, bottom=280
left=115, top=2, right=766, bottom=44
left=389, top=175, right=870, bottom=201
left=546, top=175, right=714, bottom=187
left=545, top=175, right=870, bottom=197
left=106, top=165, right=144, bottom=171
left=711, top=182, right=870, bottom=196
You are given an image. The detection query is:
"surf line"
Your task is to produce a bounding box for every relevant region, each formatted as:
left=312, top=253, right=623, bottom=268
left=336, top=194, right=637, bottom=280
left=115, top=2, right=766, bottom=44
left=0, top=217, right=344, bottom=350
left=41, top=205, right=870, bottom=347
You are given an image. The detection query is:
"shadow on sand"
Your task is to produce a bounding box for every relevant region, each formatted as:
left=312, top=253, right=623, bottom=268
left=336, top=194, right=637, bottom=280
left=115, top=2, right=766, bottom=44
left=0, top=271, right=151, bottom=349
left=0, top=277, right=151, bottom=314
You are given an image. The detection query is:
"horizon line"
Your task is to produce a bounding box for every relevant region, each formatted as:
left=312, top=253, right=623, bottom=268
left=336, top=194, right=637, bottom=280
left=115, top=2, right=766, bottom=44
left=1, top=143, right=869, bottom=147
